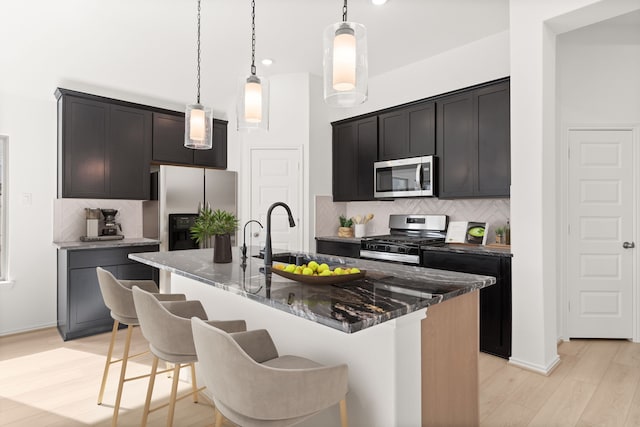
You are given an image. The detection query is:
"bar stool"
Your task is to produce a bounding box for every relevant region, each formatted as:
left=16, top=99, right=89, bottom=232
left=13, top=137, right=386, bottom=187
left=191, top=317, right=349, bottom=427
left=132, top=286, right=246, bottom=427
left=96, top=267, right=186, bottom=427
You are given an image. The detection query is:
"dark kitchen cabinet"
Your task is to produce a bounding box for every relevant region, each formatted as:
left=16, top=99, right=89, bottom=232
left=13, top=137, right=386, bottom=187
left=332, top=116, right=377, bottom=202
left=378, top=101, right=435, bottom=161
left=56, top=89, right=151, bottom=200
left=57, top=244, right=159, bottom=341
left=152, top=112, right=228, bottom=169
left=421, top=249, right=512, bottom=358
left=436, top=79, right=510, bottom=198
left=316, top=238, right=360, bottom=258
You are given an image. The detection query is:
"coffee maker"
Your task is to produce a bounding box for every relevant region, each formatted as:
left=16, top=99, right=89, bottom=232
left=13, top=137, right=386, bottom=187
left=100, top=209, right=122, bottom=236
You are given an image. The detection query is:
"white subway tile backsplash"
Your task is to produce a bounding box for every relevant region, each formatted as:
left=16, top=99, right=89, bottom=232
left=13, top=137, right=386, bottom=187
left=315, top=195, right=510, bottom=243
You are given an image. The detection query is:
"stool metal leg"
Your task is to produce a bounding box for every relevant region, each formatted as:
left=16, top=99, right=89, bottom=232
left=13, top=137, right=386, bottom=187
left=166, top=363, right=181, bottom=427
left=214, top=407, right=224, bottom=427
left=190, top=363, right=199, bottom=403
left=111, top=324, right=133, bottom=427
left=98, top=320, right=119, bottom=405
left=141, top=355, right=159, bottom=427
left=340, top=398, right=349, bottom=427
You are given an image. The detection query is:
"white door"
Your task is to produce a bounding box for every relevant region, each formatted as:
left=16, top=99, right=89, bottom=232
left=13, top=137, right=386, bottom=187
left=568, top=129, right=635, bottom=338
left=250, top=148, right=302, bottom=252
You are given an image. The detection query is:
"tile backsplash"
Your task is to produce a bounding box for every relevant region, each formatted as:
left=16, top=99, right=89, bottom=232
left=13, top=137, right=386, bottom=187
left=53, top=199, right=143, bottom=242
left=315, top=195, right=510, bottom=243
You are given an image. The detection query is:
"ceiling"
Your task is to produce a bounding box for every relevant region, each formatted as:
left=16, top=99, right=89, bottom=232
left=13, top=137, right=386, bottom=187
left=188, top=0, right=511, bottom=110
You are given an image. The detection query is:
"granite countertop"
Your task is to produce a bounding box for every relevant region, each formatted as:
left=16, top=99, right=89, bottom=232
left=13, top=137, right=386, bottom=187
left=54, top=237, right=161, bottom=250
left=315, top=235, right=363, bottom=244
left=129, top=247, right=495, bottom=334
left=315, top=235, right=512, bottom=257
left=422, top=243, right=513, bottom=257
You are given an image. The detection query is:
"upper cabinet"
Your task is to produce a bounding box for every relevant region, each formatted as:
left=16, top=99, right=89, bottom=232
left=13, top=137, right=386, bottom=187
left=57, top=90, right=151, bottom=200
left=152, top=112, right=228, bottom=169
left=332, top=116, right=378, bottom=202
left=436, top=79, right=510, bottom=198
left=56, top=88, right=229, bottom=200
left=378, top=101, right=435, bottom=160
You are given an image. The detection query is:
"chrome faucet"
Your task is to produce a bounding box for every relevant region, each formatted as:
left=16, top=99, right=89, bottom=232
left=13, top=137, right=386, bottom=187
left=264, top=202, right=296, bottom=266
left=241, top=219, right=263, bottom=261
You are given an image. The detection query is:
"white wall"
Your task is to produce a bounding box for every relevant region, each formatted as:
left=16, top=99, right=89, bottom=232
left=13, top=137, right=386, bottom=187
left=328, top=30, right=511, bottom=122
left=508, top=0, right=640, bottom=373
left=556, top=12, right=640, bottom=339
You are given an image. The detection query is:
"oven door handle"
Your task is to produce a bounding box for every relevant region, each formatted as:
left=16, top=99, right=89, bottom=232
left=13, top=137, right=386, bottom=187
left=415, top=164, right=422, bottom=190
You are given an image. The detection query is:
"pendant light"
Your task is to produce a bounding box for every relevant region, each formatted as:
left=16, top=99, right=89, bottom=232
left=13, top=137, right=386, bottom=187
left=323, top=0, right=368, bottom=107
left=237, top=0, right=269, bottom=131
left=185, top=0, right=212, bottom=149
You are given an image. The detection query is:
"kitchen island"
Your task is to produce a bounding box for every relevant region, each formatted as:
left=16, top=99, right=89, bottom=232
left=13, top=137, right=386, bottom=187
left=130, top=248, right=495, bottom=427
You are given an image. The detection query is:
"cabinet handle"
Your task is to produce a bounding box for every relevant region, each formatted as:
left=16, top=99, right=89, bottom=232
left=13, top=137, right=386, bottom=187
left=623, top=241, right=635, bottom=249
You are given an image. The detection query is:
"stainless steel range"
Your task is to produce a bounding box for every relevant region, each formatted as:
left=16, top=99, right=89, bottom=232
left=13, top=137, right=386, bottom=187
left=360, top=214, right=448, bottom=264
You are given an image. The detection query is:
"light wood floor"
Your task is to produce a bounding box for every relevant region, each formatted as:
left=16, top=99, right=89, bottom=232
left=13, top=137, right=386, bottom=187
left=2, top=328, right=640, bottom=426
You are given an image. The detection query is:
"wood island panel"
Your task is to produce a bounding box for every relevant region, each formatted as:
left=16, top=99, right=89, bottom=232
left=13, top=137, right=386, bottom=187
left=422, top=290, right=479, bottom=427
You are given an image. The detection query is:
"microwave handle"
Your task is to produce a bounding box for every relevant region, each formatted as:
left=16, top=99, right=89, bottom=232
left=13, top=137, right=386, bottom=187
left=415, top=164, right=422, bottom=190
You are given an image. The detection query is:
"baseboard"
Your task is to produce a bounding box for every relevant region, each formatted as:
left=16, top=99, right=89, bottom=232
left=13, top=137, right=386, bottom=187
left=0, top=322, right=57, bottom=338
left=508, top=354, right=561, bottom=376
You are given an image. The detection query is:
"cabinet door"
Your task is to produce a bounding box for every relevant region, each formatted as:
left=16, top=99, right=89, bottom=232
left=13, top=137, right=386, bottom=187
left=332, top=123, right=358, bottom=202
left=476, top=82, right=510, bottom=197
left=316, top=239, right=360, bottom=258
left=61, top=96, right=110, bottom=198
left=378, top=102, right=435, bottom=161
left=355, top=117, right=377, bottom=201
left=407, top=102, right=435, bottom=156
left=69, top=266, right=114, bottom=332
left=333, top=117, right=377, bottom=202
left=152, top=112, right=194, bottom=165
left=421, top=250, right=511, bottom=359
left=436, top=92, right=475, bottom=198
left=378, top=110, right=407, bottom=161
left=109, top=105, right=152, bottom=199
left=194, top=120, right=227, bottom=169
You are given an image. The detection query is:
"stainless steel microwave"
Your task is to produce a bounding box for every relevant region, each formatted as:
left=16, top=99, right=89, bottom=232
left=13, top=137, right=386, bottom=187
left=374, top=156, right=435, bottom=198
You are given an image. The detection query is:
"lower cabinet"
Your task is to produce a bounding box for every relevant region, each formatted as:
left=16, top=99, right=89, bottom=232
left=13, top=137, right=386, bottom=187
left=315, top=239, right=361, bottom=259
left=57, top=245, right=159, bottom=341
left=421, top=250, right=512, bottom=359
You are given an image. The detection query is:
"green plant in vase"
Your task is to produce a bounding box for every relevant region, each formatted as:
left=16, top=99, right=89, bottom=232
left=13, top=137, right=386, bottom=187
left=190, top=207, right=238, bottom=263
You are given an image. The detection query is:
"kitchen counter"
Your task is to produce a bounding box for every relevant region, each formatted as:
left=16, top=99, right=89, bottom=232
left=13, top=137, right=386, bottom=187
left=53, top=237, right=161, bottom=250
left=129, top=246, right=492, bottom=427
left=129, top=247, right=494, bottom=334
left=314, top=235, right=363, bottom=244
left=423, top=243, right=513, bottom=257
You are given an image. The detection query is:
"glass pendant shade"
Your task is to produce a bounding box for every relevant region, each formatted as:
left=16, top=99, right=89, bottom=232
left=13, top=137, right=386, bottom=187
left=184, top=103, right=213, bottom=149
left=237, top=74, right=269, bottom=131
left=323, top=21, right=368, bottom=107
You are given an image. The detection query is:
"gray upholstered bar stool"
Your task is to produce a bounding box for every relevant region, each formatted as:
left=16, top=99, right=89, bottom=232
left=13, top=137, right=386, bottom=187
left=132, top=286, right=246, bottom=427
left=95, top=267, right=186, bottom=427
left=191, top=317, right=350, bottom=427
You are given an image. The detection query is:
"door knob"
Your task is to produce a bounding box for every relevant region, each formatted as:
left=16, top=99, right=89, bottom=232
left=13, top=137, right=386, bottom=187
left=623, top=241, right=635, bottom=249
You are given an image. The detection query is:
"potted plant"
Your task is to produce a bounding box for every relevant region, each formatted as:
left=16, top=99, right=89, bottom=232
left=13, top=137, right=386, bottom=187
left=190, top=207, right=238, bottom=263
left=338, top=214, right=354, bottom=238
left=494, top=226, right=505, bottom=244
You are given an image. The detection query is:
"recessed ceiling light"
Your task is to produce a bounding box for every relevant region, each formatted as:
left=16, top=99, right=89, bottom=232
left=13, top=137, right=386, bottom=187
left=371, top=0, right=388, bottom=5
left=261, top=58, right=273, bottom=66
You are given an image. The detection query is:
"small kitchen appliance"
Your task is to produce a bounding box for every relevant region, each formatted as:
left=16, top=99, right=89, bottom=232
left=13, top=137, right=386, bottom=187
left=360, top=214, right=448, bottom=264
left=100, top=209, right=122, bottom=236
left=85, top=208, right=101, bottom=238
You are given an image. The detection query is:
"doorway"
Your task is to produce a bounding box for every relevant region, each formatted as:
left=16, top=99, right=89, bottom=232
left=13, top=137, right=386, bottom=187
left=565, top=128, right=636, bottom=339
left=249, top=147, right=303, bottom=252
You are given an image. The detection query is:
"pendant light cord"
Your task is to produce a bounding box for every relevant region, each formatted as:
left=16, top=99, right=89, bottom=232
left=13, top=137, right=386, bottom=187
left=250, top=0, right=256, bottom=76
left=196, top=0, right=202, bottom=104
left=342, top=0, right=348, bottom=22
